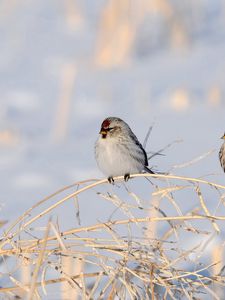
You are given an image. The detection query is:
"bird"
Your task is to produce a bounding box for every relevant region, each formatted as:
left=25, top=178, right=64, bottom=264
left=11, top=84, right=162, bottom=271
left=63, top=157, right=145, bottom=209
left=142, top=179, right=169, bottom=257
left=219, top=132, right=225, bottom=172
left=95, top=117, right=154, bottom=183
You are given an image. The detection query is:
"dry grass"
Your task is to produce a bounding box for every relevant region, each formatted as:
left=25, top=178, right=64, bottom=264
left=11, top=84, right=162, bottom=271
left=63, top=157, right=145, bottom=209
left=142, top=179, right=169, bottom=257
left=0, top=174, right=225, bottom=299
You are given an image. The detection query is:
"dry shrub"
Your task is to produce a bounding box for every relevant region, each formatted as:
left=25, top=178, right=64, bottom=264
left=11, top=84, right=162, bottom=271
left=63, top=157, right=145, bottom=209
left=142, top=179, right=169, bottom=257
left=0, top=174, right=225, bottom=299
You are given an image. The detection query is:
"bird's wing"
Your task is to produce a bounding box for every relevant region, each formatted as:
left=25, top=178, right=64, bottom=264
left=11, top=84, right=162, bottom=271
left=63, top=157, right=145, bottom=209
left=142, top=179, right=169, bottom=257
left=128, top=129, right=149, bottom=167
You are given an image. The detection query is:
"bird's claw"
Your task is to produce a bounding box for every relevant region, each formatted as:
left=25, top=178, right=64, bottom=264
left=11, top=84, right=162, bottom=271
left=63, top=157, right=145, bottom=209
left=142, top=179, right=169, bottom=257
left=108, top=176, right=114, bottom=184
left=124, top=173, right=130, bottom=182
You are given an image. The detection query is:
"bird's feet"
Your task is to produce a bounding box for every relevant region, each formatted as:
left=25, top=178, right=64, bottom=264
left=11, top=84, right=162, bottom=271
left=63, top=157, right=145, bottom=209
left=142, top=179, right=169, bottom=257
left=108, top=176, right=114, bottom=184
left=108, top=174, right=130, bottom=183
left=124, top=173, right=130, bottom=182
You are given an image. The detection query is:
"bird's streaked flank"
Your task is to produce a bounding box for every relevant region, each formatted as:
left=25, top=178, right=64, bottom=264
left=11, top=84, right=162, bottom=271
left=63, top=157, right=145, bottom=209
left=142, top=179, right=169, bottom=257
left=219, top=132, right=225, bottom=172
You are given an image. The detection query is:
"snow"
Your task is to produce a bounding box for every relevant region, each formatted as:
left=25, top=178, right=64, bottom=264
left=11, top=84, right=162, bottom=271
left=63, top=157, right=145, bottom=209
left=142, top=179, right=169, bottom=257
left=0, top=2, right=225, bottom=296
left=0, top=0, right=224, bottom=218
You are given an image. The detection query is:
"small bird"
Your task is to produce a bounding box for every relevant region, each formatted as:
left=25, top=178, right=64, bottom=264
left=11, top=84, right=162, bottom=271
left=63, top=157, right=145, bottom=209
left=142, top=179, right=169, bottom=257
left=219, top=132, right=225, bottom=172
left=95, top=117, right=154, bottom=183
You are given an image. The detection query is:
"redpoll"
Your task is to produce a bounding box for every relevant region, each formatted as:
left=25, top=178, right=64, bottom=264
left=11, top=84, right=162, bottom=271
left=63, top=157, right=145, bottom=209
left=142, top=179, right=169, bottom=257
left=95, top=117, right=154, bottom=183
left=219, top=133, right=225, bottom=172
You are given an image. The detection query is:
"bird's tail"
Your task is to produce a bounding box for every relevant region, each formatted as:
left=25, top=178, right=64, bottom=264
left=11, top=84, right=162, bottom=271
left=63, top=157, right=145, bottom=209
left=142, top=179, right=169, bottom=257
left=145, top=166, right=169, bottom=175
left=144, top=166, right=155, bottom=174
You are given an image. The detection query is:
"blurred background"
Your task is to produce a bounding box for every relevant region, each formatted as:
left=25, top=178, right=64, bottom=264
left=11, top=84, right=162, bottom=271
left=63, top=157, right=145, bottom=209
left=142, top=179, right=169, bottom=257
left=1, top=0, right=225, bottom=221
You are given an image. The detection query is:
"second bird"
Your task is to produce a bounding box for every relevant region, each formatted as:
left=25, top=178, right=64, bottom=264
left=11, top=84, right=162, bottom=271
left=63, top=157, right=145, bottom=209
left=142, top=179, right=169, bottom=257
left=219, top=133, right=225, bottom=173
left=95, top=117, right=154, bottom=183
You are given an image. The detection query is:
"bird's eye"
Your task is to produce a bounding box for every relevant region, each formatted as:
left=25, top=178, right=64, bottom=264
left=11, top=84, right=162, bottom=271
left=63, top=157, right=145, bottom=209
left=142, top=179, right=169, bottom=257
left=108, top=127, right=114, bottom=131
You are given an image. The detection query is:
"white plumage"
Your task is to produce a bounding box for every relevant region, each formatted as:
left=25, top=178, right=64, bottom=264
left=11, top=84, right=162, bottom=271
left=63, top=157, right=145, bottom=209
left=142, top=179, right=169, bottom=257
left=95, top=117, right=154, bottom=182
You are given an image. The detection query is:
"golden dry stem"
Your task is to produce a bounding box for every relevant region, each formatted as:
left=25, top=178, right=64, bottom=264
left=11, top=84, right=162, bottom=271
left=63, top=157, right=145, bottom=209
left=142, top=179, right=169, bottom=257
left=0, top=174, right=225, bottom=299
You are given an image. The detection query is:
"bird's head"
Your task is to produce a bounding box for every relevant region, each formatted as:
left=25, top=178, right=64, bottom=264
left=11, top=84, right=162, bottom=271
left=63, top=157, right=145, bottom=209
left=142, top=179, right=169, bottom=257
left=221, top=133, right=225, bottom=140
left=99, top=117, right=124, bottom=139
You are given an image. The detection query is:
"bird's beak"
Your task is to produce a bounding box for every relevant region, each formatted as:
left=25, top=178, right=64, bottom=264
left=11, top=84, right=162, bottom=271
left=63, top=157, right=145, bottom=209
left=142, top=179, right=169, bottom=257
left=99, top=128, right=108, bottom=138
left=99, top=129, right=107, bottom=135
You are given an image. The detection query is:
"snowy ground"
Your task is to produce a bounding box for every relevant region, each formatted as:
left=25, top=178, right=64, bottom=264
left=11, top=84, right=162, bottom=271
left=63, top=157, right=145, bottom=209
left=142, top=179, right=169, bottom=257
left=1, top=1, right=225, bottom=298
left=1, top=1, right=225, bottom=220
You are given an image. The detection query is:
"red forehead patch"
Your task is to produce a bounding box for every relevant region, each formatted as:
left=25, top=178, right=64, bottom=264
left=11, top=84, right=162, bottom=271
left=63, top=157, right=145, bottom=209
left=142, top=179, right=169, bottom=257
left=101, top=119, right=110, bottom=128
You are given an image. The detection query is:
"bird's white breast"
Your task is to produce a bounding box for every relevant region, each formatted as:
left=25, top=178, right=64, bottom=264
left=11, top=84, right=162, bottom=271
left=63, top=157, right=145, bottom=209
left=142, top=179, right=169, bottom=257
left=95, top=136, right=144, bottom=177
